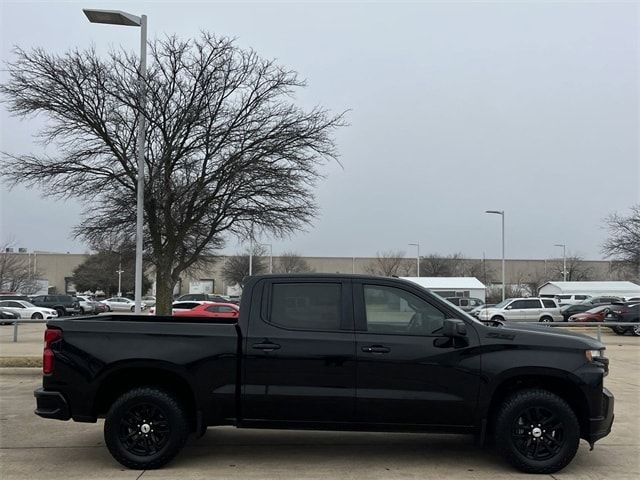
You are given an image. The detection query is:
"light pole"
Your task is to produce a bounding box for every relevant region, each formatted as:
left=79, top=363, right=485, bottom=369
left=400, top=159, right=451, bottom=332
left=408, top=242, right=420, bottom=277
left=116, top=263, right=124, bottom=297
left=259, top=243, right=273, bottom=273
left=486, top=210, right=505, bottom=301
left=84, top=8, right=147, bottom=314
left=554, top=244, right=567, bottom=281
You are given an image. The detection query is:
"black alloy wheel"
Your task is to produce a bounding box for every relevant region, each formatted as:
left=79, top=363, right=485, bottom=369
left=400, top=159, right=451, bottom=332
left=118, top=403, right=171, bottom=456
left=511, top=406, right=564, bottom=461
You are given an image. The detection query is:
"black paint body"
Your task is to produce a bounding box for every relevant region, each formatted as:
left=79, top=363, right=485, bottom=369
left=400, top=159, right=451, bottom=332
left=35, top=274, right=613, bottom=446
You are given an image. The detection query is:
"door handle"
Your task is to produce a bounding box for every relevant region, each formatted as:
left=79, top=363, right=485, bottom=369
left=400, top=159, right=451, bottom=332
left=252, top=342, right=281, bottom=352
left=361, top=345, right=391, bottom=354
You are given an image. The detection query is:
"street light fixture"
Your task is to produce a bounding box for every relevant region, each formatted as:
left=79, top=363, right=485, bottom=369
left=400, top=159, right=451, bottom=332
left=554, top=244, right=567, bottom=281
left=84, top=8, right=147, bottom=314
left=408, top=242, right=420, bottom=277
left=485, top=210, right=505, bottom=301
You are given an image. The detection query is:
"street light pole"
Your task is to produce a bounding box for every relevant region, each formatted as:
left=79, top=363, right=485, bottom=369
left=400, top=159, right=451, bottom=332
left=408, top=242, right=420, bottom=277
left=116, top=263, right=124, bottom=297
left=486, top=210, right=505, bottom=301
left=83, top=9, right=147, bottom=314
left=259, top=243, right=273, bottom=273
left=554, top=244, right=567, bottom=281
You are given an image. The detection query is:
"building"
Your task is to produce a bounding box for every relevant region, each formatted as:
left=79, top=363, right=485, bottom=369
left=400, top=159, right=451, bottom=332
left=401, top=277, right=487, bottom=302
left=538, top=281, right=640, bottom=299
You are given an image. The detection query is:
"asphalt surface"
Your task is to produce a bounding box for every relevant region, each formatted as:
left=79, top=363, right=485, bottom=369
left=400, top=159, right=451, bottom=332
left=0, top=332, right=638, bottom=480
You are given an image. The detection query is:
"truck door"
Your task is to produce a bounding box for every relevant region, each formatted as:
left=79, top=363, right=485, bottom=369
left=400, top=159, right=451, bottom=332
left=353, top=280, right=481, bottom=426
left=242, top=279, right=356, bottom=423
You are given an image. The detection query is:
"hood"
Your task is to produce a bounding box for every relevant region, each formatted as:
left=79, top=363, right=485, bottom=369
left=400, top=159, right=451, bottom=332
left=485, top=322, right=603, bottom=350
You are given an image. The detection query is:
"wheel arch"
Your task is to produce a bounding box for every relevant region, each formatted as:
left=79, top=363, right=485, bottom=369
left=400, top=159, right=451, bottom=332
left=93, top=364, right=199, bottom=431
left=483, top=370, right=590, bottom=439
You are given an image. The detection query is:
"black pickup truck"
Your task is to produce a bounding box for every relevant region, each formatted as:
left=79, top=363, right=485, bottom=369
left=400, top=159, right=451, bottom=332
left=34, top=274, right=613, bottom=474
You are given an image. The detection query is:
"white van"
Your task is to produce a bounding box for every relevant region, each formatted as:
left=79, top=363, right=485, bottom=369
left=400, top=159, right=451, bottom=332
left=554, top=294, right=592, bottom=306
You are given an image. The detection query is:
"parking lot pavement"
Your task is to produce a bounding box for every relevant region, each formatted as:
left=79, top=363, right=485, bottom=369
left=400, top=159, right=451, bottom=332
left=0, top=334, right=638, bottom=480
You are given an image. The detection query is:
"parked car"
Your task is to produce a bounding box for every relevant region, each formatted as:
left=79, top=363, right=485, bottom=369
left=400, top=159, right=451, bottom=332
left=149, top=301, right=210, bottom=315
left=469, top=303, right=495, bottom=318
left=101, top=297, right=147, bottom=312
left=478, top=297, right=562, bottom=323
left=555, top=294, right=592, bottom=306
left=75, top=295, right=97, bottom=315
left=141, top=296, right=156, bottom=307
left=445, top=297, right=484, bottom=312
left=0, top=294, right=30, bottom=302
left=567, top=306, right=612, bottom=323
left=35, top=274, right=613, bottom=473
left=30, top=295, right=80, bottom=318
left=172, top=302, right=239, bottom=319
left=605, top=303, right=640, bottom=336
left=0, top=308, right=20, bottom=325
left=588, top=296, right=624, bottom=305
left=177, top=293, right=228, bottom=302
left=0, top=300, right=58, bottom=319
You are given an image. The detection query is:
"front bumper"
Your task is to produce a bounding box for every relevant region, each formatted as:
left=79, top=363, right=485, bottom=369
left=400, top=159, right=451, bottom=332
left=34, top=388, right=71, bottom=420
left=585, top=387, right=614, bottom=444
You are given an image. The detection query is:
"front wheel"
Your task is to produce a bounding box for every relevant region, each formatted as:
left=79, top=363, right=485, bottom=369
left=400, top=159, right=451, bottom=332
left=31, top=312, right=43, bottom=319
left=104, top=387, right=189, bottom=469
left=612, top=326, right=625, bottom=335
left=494, top=389, right=579, bottom=474
left=632, top=324, right=640, bottom=337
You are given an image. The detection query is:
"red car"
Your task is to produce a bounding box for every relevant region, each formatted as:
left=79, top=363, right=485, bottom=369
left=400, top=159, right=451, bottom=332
left=568, top=305, right=612, bottom=323
left=172, top=302, right=239, bottom=319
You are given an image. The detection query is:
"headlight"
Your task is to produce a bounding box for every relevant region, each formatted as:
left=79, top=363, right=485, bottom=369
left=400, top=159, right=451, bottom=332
left=585, top=349, right=603, bottom=362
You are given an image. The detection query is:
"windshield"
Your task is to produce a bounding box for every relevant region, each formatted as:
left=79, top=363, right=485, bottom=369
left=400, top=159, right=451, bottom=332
left=586, top=306, right=607, bottom=314
left=493, top=299, right=513, bottom=309
left=21, top=301, right=36, bottom=308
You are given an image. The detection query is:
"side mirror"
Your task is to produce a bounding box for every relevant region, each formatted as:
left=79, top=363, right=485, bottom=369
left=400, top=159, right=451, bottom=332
left=506, top=306, right=512, bottom=310
left=442, top=318, right=467, bottom=338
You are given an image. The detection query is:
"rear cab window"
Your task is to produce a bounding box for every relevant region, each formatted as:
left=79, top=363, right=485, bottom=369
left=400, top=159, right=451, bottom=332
left=269, top=283, right=342, bottom=331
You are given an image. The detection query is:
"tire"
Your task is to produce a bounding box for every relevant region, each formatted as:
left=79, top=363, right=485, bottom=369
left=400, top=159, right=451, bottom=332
left=491, top=316, right=505, bottom=323
left=104, top=387, right=189, bottom=469
left=495, top=389, right=580, bottom=474
left=632, top=323, right=640, bottom=337
left=130, top=306, right=135, bottom=312
left=31, top=312, right=43, bottom=320
left=612, top=326, right=625, bottom=335
left=539, top=316, right=553, bottom=323
left=55, top=308, right=65, bottom=318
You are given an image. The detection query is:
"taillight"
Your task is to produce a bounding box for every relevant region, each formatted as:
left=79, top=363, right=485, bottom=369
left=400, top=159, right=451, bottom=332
left=43, top=328, right=62, bottom=374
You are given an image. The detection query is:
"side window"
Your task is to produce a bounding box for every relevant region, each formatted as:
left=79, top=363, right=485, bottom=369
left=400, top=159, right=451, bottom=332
left=219, top=306, right=235, bottom=313
left=363, top=285, right=445, bottom=336
left=269, top=283, right=341, bottom=331
left=542, top=299, right=557, bottom=308
left=10, top=301, right=24, bottom=308
left=575, top=295, right=587, bottom=300
left=509, top=300, right=526, bottom=309
left=522, top=299, right=542, bottom=309
left=205, top=305, right=219, bottom=313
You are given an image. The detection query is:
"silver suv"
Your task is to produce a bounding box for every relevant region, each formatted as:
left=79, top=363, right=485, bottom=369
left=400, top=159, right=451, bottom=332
left=478, top=297, right=562, bottom=323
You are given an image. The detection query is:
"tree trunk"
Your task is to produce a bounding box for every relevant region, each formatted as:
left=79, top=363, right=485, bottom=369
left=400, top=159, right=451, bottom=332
left=154, top=262, right=175, bottom=316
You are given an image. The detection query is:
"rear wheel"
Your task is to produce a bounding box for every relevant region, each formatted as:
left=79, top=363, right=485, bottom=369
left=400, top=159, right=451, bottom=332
left=495, top=389, right=579, bottom=474
left=104, top=387, right=189, bottom=469
left=612, top=326, right=625, bottom=335
left=632, top=324, right=640, bottom=337
left=539, top=316, right=553, bottom=323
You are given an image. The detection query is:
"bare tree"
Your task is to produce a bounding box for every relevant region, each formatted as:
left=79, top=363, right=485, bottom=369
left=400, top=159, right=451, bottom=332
left=0, top=34, right=345, bottom=314
left=0, top=243, right=42, bottom=294
left=276, top=251, right=312, bottom=274
left=602, top=205, right=640, bottom=278
left=364, top=250, right=407, bottom=277
left=551, top=254, right=592, bottom=281
left=221, top=246, right=268, bottom=287
left=419, top=254, right=452, bottom=277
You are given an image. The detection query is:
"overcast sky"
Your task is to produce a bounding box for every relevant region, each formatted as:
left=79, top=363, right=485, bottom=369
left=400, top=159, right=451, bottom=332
left=1, top=1, right=638, bottom=260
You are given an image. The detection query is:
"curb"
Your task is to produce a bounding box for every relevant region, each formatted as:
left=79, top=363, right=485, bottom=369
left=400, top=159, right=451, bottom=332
left=0, top=367, right=41, bottom=375
left=0, top=357, right=41, bottom=368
